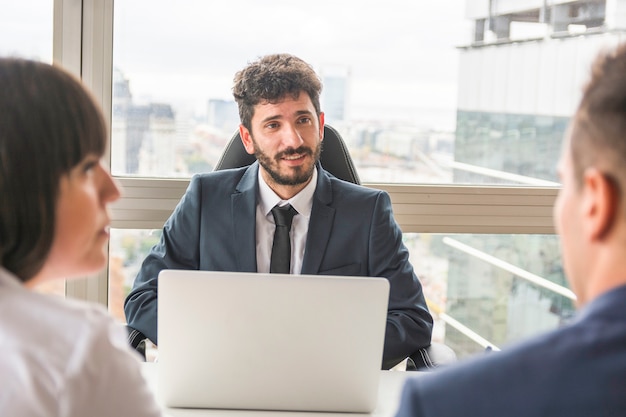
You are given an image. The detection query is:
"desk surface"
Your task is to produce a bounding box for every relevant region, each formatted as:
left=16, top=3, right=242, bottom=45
left=141, top=363, right=414, bottom=417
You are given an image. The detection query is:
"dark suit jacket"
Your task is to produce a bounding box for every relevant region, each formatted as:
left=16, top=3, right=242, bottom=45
left=124, top=162, right=433, bottom=369
left=395, top=284, right=626, bottom=417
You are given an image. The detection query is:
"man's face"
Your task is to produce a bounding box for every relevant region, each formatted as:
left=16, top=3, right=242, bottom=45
left=240, top=93, right=324, bottom=193
left=554, top=134, right=586, bottom=299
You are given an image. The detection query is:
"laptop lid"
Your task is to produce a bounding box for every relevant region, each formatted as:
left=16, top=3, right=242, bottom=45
left=157, top=270, right=390, bottom=412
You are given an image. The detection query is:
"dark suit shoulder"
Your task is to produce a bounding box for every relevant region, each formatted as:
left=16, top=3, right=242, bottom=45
left=192, top=166, right=248, bottom=184
left=190, top=166, right=252, bottom=193
left=403, top=312, right=626, bottom=417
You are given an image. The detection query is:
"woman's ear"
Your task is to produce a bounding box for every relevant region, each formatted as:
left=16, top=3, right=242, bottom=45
left=582, top=168, right=619, bottom=240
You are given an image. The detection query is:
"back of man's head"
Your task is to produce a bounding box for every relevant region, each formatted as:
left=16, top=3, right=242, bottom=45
left=232, top=53, right=322, bottom=131
left=570, top=43, right=626, bottom=196
left=558, top=43, right=626, bottom=306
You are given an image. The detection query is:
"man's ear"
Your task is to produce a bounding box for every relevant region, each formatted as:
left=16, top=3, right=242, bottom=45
left=319, top=112, right=325, bottom=142
left=239, top=124, right=255, bottom=155
left=582, top=168, right=619, bottom=240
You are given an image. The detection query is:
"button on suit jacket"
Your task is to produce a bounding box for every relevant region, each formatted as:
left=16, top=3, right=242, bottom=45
left=124, top=162, right=433, bottom=369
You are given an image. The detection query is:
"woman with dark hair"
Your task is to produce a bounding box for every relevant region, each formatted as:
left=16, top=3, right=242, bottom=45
left=0, top=58, right=164, bottom=416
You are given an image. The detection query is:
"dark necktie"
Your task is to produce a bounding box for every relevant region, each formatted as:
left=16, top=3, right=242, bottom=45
left=270, top=204, right=298, bottom=273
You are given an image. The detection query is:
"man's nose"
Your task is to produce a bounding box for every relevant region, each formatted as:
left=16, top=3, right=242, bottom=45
left=281, top=125, right=304, bottom=148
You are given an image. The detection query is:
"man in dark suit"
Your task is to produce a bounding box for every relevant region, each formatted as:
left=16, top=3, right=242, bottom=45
left=124, top=53, right=433, bottom=370
left=395, top=44, right=626, bottom=416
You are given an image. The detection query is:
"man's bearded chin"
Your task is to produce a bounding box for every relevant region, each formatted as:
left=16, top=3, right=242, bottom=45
left=254, top=141, right=322, bottom=186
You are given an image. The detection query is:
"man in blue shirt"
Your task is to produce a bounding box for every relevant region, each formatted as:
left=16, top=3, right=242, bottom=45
left=395, top=43, right=626, bottom=416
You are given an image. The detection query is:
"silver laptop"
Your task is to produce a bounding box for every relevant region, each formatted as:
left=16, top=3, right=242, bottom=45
left=157, top=270, right=390, bottom=412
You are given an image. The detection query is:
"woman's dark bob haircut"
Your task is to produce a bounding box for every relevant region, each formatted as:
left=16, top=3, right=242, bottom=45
left=0, top=58, right=107, bottom=282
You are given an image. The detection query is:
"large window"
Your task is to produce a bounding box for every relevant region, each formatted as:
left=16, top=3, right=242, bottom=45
left=38, top=0, right=626, bottom=359
left=111, top=0, right=470, bottom=183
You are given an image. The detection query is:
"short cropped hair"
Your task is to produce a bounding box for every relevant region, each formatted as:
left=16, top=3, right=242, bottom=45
left=570, top=43, right=626, bottom=197
left=232, top=53, right=322, bottom=131
left=0, top=59, right=107, bottom=282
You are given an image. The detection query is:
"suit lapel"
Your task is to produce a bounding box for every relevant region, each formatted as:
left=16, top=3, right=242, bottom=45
left=232, top=163, right=259, bottom=272
left=301, top=165, right=335, bottom=274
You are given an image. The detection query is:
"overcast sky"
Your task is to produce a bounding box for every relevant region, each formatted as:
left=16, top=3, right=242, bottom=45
left=1, top=0, right=471, bottom=129
left=0, top=0, right=53, bottom=61
left=113, top=0, right=471, bottom=129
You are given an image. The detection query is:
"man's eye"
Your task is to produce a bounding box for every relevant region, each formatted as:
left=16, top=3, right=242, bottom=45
left=298, top=117, right=311, bottom=124
left=266, top=122, right=279, bottom=129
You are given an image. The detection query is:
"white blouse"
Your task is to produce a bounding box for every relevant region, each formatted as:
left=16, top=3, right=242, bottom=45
left=0, top=267, right=165, bottom=417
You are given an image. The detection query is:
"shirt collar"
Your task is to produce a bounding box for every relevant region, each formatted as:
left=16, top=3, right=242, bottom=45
left=258, top=166, right=317, bottom=217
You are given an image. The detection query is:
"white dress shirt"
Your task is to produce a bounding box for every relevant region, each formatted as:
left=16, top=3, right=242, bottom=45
left=0, top=267, right=165, bottom=417
left=255, top=167, right=317, bottom=274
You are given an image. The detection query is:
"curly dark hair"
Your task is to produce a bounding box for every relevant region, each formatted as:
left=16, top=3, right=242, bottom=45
left=232, top=53, right=322, bottom=131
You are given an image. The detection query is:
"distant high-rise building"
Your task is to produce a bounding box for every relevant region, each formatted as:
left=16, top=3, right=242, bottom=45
left=457, top=0, right=626, bottom=184
left=138, top=103, right=177, bottom=176
left=111, top=68, right=133, bottom=174
left=444, top=0, right=626, bottom=357
left=207, top=99, right=239, bottom=133
left=111, top=68, right=176, bottom=176
left=321, top=66, right=350, bottom=124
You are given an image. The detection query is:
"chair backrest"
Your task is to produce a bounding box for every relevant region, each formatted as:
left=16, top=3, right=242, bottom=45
left=214, top=124, right=361, bottom=185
